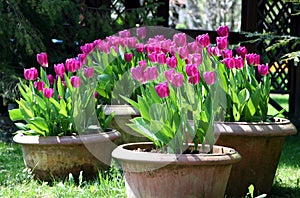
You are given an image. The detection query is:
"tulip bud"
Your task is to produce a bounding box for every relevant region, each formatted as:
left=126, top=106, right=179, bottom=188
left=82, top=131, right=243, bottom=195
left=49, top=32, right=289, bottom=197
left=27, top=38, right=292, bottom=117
left=36, top=52, right=48, bottom=67
left=70, top=76, right=81, bottom=88
left=84, top=67, right=95, bottom=78
left=173, top=33, right=187, bottom=47
left=216, top=25, right=229, bottom=37
left=136, top=27, right=146, bottom=39
left=54, top=63, right=65, bottom=77
left=216, top=36, right=228, bottom=50
left=155, top=82, right=170, bottom=98
left=124, top=53, right=133, bottom=62
left=136, top=43, right=144, bottom=53
left=196, top=33, right=210, bottom=47
left=34, top=81, right=45, bottom=91
left=164, top=69, right=175, bottom=82
left=24, top=67, right=38, bottom=81
left=166, top=56, right=178, bottom=68
left=236, top=46, right=248, bottom=59
left=171, top=73, right=183, bottom=87
left=157, top=53, right=167, bottom=64
left=186, top=64, right=198, bottom=76
left=258, top=64, right=269, bottom=76
left=203, top=71, right=216, bottom=85
left=43, top=88, right=54, bottom=98
left=47, top=74, right=54, bottom=86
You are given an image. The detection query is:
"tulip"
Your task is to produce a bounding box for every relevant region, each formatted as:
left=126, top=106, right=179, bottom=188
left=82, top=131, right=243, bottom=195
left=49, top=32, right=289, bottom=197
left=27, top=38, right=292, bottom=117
left=119, top=29, right=130, bottom=37
left=173, top=33, right=186, bottom=47
left=93, top=39, right=103, bottom=47
left=188, top=72, right=200, bottom=85
left=155, top=35, right=164, bottom=41
left=235, top=57, right=244, bottom=69
left=34, top=81, right=45, bottom=91
left=84, top=67, right=95, bottom=78
left=47, top=74, right=54, bottom=86
left=127, top=37, right=137, bottom=48
left=155, top=82, right=170, bottom=98
left=246, top=53, right=260, bottom=65
left=187, top=42, right=201, bottom=54
left=222, top=58, right=235, bottom=69
left=166, top=56, right=178, bottom=68
left=188, top=53, right=202, bottom=66
left=139, top=60, right=147, bottom=68
left=203, top=71, right=216, bottom=85
left=186, top=64, right=198, bottom=76
left=196, top=33, right=210, bottom=47
left=131, top=66, right=144, bottom=81
left=136, top=43, right=144, bottom=53
left=216, top=36, right=228, bottom=50
left=94, top=91, right=99, bottom=99
left=43, top=88, right=54, bottom=98
left=165, top=69, right=175, bottom=82
left=80, top=43, right=94, bottom=54
left=171, top=73, right=183, bottom=87
left=148, top=52, right=157, bottom=63
left=124, top=53, right=133, bottom=62
left=98, top=42, right=110, bottom=54
left=54, top=63, right=65, bottom=77
left=157, top=53, right=166, bottom=64
left=217, top=25, right=229, bottom=37
left=208, top=46, right=222, bottom=57
left=65, top=58, right=80, bottom=72
left=24, top=67, right=38, bottom=81
left=258, top=64, right=269, bottom=76
left=223, top=49, right=233, bottom=58
left=70, top=76, right=81, bottom=88
left=178, top=46, right=188, bottom=60
left=36, top=52, right=48, bottom=67
left=136, top=27, right=146, bottom=39
left=144, top=66, right=158, bottom=81
left=236, top=46, right=248, bottom=58
left=78, top=53, right=87, bottom=65
left=161, top=39, right=173, bottom=53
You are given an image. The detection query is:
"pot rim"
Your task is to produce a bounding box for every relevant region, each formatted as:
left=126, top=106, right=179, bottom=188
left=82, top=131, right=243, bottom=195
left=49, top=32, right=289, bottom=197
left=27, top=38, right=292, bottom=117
left=112, top=142, right=241, bottom=165
left=103, top=104, right=140, bottom=116
left=216, top=117, right=291, bottom=125
left=13, top=129, right=120, bottom=145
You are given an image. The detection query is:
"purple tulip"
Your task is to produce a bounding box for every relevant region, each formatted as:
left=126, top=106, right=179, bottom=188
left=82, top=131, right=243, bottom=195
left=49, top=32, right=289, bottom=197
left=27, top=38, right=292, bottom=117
left=223, top=49, right=233, bottom=58
left=36, top=52, right=48, bottom=67
left=188, top=53, right=202, bottom=66
left=78, top=53, right=87, bottom=65
left=155, top=82, right=170, bottom=98
left=94, top=91, right=99, bottom=99
left=188, top=72, right=200, bottom=85
left=124, top=53, right=133, bottom=62
left=47, top=74, right=54, bottom=86
left=127, top=37, right=137, bottom=48
left=119, top=29, right=130, bottom=38
left=80, top=43, right=94, bottom=54
left=187, top=42, right=201, bottom=54
left=173, top=33, right=187, bottom=47
left=178, top=46, right=188, bottom=60
left=136, top=43, right=145, bottom=53
left=258, top=64, right=269, bottom=76
left=70, top=76, right=81, bottom=88
left=196, top=33, right=210, bottom=47
left=131, top=66, right=144, bottom=82
left=186, top=64, right=198, bottom=76
left=65, top=58, right=80, bottom=73
left=34, top=81, right=45, bottom=91
left=203, top=71, right=216, bottom=85
left=43, top=88, right=54, bottom=98
left=171, top=73, right=183, bottom=87
left=24, top=67, right=38, bottom=81
left=164, top=69, right=175, bottom=82
left=216, top=36, right=228, bottom=50
left=144, top=66, right=158, bottom=81
left=222, top=58, right=235, bottom=69
left=136, top=27, right=146, bottom=39
left=148, top=52, right=157, bottom=63
left=54, top=63, right=65, bottom=77
left=157, top=52, right=167, bottom=64
left=166, top=56, right=177, bottom=68
left=216, top=26, right=229, bottom=37
left=208, top=46, right=222, bottom=57
left=139, top=60, right=147, bottom=68
left=246, top=53, right=260, bottom=65
left=236, top=46, right=248, bottom=59
left=84, top=67, right=95, bottom=78
left=98, top=42, right=110, bottom=54
left=235, top=57, right=244, bottom=69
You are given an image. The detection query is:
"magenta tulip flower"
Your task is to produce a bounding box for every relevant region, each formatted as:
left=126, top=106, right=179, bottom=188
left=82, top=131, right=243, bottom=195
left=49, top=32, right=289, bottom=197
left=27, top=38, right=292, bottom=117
left=70, top=76, right=81, bottom=88
left=65, top=58, right=80, bottom=73
left=223, top=49, right=233, bottom=58
left=136, top=27, right=146, bottom=39
left=131, top=66, right=144, bottom=82
left=203, top=71, right=216, bottom=85
left=235, top=57, right=244, bottom=69
left=188, top=53, right=202, bottom=66
left=173, top=33, right=186, bottom=47
left=236, top=46, right=248, bottom=58
left=196, top=33, right=210, bottom=47
left=127, top=37, right=137, bottom=48
left=84, top=67, right=95, bottom=78
left=246, top=53, right=260, bottom=65
left=148, top=52, right=157, bottom=63
left=54, top=63, right=65, bottom=77
left=144, top=66, right=158, bottom=81
left=24, top=67, right=38, bottom=81
left=186, top=64, right=198, bottom=76
left=34, top=81, right=45, bottom=91
left=80, top=43, right=94, bottom=54
left=36, top=52, right=48, bottom=67
left=47, top=74, right=54, bottom=86
left=165, top=69, right=175, bottom=82
left=216, top=25, right=229, bottom=37
left=216, top=36, right=228, bottom=50
left=43, top=88, right=54, bottom=98
left=171, top=73, right=183, bottom=87
left=187, top=41, right=201, bottom=54
left=258, top=64, right=269, bottom=76
left=124, top=53, right=133, bottom=62
left=157, top=53, right=167, bottom=64
left=222, top=58, right=235, bottom=69
left=178, top=46, right=188, bottom=60
left=119, top=29, right=130, bottom=38
left=94, top=91, right=99, bottom=99
left=136, top=43, right=145, bottom=53
left=188, top=72, right=200, bottom=85
left=155, top=82, right=170, bottom=98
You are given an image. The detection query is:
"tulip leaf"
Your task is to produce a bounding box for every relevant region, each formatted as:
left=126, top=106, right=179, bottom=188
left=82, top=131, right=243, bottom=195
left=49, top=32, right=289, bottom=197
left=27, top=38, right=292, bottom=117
left=8, top=109, right=23, bottom=121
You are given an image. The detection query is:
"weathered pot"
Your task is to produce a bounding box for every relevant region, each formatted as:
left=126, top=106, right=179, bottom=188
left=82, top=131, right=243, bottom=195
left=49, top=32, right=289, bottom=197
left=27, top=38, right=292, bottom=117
left=104, top=105, right=149, bottom=145
left=13, top=130, right=120, bottom=181
left=215, top=118, right=297, bottom=197
left=112, top=142, right=241, bottom=198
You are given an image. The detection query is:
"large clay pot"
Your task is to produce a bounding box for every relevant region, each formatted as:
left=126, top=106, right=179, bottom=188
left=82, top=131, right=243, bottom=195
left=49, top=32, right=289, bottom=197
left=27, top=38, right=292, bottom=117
left=13, top=130, right=120, bottom=181
left=104, top=105, right=149, bottom=145
left=112, top=142, right=241, bottom=198
left=215, top=118, right=297, bottom=197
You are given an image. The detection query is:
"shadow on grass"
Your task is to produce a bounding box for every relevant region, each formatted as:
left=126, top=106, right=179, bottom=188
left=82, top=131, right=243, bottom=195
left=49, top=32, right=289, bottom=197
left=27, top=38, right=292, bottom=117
left=271, top=184, right=300, bottom=198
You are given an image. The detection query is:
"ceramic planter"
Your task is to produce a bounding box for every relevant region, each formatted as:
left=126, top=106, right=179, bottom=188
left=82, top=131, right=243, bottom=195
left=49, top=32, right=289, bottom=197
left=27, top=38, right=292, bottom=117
left=112, top=142, right=241, bottom=198
left=13, top=130, right=120, bottom=181
left=104, top=105, right=149, bottom=144
left=215, top=118, right=297, bottom=197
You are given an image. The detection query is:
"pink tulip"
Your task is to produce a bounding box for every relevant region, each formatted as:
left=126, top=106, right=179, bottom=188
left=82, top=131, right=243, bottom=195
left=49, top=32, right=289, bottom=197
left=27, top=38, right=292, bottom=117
left=70, top=76, right=81, bottom=88
left=98, top=42, right=110, bottom=54
left=157, top=53, right=166, bottom=64
left=47, top=74, right=54, bottom=86
left=166, top=56, right=177, bottom=68
left=188, top=53, right=202, bottom=66
left=236, top=46, right=248, bottom=58
left=186, top=64, right=198, bottom=76
left=235, top=57, right=244, bottom=69
left=131, top=66, right=144, bottom=81
left=208, top=46, right=222, bottom=57
left=161, top=39, right=173, bottom=53
left=178, top=46, right=188, bottom=60
left=24, top=67, right=38, bottom=81
left=139, top=60, right=147, bottom=68
left=65, top=58, right=80, bottom=72
left=94, top=91, right=99, bottom=99
left=124, top=53, right=133, bottom=62
left=155, top=82, right=170, bottom=98
left=196, top=33, right=210, bottom=47
left=148, top=52, right=157, bottom=63
left=223, top=49, right=233, bottom=58
left=171, top=73, right=183, bottom=87
left=127, top=37, right=137, bottom=48
left=144, top=66, right=158, bottom=81
left=246, top=53, right=260, bottom=65
left=216, top=26, right=229, bottom=37
left=80, top=43, right=94, bottom=54
left=203, top=71, right=216, bottom=85
left=187, top=42, right=201, bottom=54
left=36, top=52, right=48, bottom=67
left=119, top=29, right=130, bottom=38
left=93, top=39, right=103, bottom=47
left=165, top=69, right=175, bottom=82
left=188, top=72, right=200, bottom=85
left=258, top=64, right=269, bottom=76
left=173, top=33, right=187, bottom=47
left=136, top=43, right=145, bottom=53
left=136, top=27, right=146, bottom=39
left=84, top=67, right=95, bottom=78
left=54, top=63, right=65, bottom=77
left=34, top=81, right=45, bottom=91
left=78, top=53, right=87, bottom=65
left=216, top=36, right=228, bottom=50
left=43, top=88, right=54, bottom=98
left=222, top=58, right=235, bottom=69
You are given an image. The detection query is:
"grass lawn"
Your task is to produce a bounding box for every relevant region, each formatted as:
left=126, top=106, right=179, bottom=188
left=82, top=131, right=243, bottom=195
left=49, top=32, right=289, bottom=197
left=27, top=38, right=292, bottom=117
left=0, top=94, right=298, bottom=197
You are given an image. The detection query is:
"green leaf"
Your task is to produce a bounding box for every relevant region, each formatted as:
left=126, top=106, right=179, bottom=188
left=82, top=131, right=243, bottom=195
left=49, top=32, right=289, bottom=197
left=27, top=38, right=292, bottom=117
left=28, top=117, right=49, bottom=133
left=8, top=109, right=23, bottom=121
left=59, top=99, right=68, bottom=117
left=26, top=124, right=46, bottom=136
left=137, top=96, right=150, bottom=121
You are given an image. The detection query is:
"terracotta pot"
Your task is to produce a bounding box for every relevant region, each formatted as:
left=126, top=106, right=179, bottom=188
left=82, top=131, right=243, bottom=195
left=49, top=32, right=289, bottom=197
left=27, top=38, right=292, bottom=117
left=13, top=130, right=120, bottom=181
left=104, top=105, right=149, bottom=144
left=215, top=118, right=297, bottom=197
left=112, top=142, right=241, bottom=198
